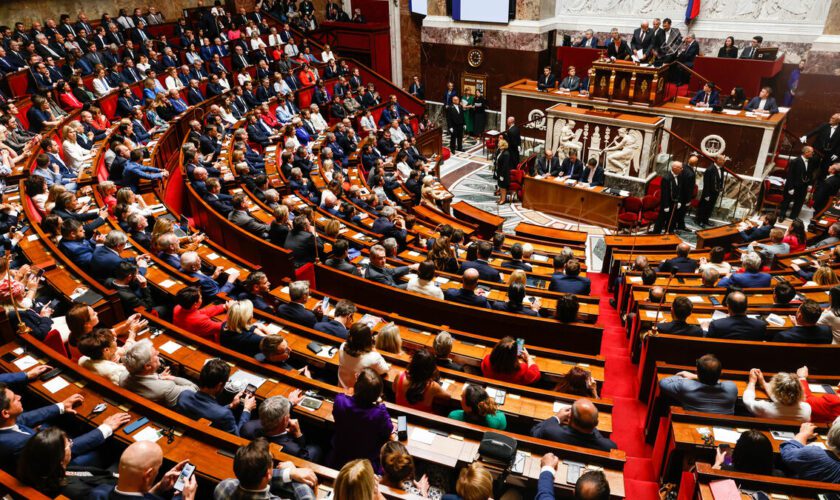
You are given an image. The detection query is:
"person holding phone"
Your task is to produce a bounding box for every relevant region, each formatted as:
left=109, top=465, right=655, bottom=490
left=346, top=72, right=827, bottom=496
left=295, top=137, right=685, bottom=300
left=176, top=358, right=255, bottom=436
left=243, top=394, right=322, bottom=462
left=90, top=441, right=197, bottom=499
left=481, top=336, right=541, bottom=386
left=712, top=430, right=780, bottom=476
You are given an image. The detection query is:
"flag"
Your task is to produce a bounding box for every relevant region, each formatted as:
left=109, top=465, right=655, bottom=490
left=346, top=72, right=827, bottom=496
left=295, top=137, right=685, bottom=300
left=685, top=0, right=701, bottom=23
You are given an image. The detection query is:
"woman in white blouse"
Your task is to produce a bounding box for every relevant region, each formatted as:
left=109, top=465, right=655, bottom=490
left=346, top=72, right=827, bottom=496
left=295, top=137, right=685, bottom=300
left=219, top=96, right=238, bottom=126
left=78, top=328, right=135, bottom=385
left=697, top=246, right=732, bottom=275
left=321, top=44, right=336, bottom=63
left=406, top=260, right=444, bottom=299
left=360, top=109, right=377, bottom=134
left=136, top=55, right=151, bottom=75
left=337, top=322, right=390, bottom=389
left=818, top=286, right=840, bottom=344
left=237, top=69, right=252, bottom=87
left=61, top=125, right=92, bottom=172
left=267, top=28, right=283, bottom=48
left=742, top=369, right=811, bottom=421
left=310, top=105, right=328, bottom=132
left=218, top=72, right=232, bottom=93
left=91, top=67, right=112, bottom=97
left=249, top=34, right=265, bottom=51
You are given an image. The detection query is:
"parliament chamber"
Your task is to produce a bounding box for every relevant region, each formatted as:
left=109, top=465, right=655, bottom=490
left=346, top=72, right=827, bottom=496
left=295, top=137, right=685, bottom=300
left=0, top=0, right=839, bottom=499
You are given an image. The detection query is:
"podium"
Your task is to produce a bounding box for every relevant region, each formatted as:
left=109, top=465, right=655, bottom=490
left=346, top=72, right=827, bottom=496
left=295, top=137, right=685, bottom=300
left=587, top=60, right=670, bottom=107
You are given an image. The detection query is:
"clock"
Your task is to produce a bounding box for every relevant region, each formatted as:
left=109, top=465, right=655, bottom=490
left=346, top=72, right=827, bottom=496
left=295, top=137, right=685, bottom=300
left=467, top=49, right=484, bottom=68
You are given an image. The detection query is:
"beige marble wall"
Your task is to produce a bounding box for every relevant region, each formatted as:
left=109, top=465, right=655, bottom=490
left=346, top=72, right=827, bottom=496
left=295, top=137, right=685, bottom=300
left=427, top=0, right=447, bottom=17
left=423, top=26, right=548, bottom=51
left=824, top=0, right=840, bottom=34
left=515, top=0, right=540, bottom=21
left=400, top=0, right=423, bottom=84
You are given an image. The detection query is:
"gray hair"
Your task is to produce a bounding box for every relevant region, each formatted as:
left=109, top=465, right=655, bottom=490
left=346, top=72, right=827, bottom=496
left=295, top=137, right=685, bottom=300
left=158, top=232, right=179, bottom=251
left=289, top=280, right=310, bottom=301
left=123, top=339, right=155, bottom=374
left=180, top=251, right=201, bottom=270
left=433, top=331, right=453, bottom=357
left=264, top=189, right=280, bottom=203
left=259, top=396, right=291, bottom=429
left=828, top=420, right=840, bottom=454
left=105, top=230, right=127, bottom=249
left=370, top=244, right=386, bottom=258
left=382, top=238, right=398, bottom=255
left=381, top=206, right=396, bottom=218
left=741, top=251, right=762, bottom=272
left=702, top=267, right=720, bottom=286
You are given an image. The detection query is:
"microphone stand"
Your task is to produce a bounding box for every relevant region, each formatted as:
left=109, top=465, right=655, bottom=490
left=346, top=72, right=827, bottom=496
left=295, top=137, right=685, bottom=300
left=642, top=269, right=677, bottom=341
left=576, top=195, right=585, bottom=232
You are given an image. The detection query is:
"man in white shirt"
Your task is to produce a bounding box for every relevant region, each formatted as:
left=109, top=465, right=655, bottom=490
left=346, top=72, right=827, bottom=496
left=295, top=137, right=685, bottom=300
left=309, top=104, right=328, bottom=132
left=164, top=67, right=184, bottom=91
left=389, top=119, right=406, bottom=145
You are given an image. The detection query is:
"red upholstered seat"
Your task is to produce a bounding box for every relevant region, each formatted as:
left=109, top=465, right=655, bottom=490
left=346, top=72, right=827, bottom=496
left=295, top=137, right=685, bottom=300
left=646, top=176, right=662, bottom=196
left=760, top=179, right=783, bottom=211
left=618, top=196, right=642, bottom=230
left=640, top=194, right=660, bottom=228
left=508, top=168, right=525, bottom=202
left=43, top=329, right=70, bottom=358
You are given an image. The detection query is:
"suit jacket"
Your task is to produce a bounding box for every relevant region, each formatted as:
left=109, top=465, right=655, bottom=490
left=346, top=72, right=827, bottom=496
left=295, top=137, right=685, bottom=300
left=606, top=40, right=631, bottom=60
left=372, top=217, right=407, bottom=247
left=656, top=320, right=703, bottom=337
left=657, top=256, right=698, bottom=274
left=631, top=28, right=654, bottom=53
left=537, top=73, right=556, bottom=91
left=446, top=105, right=465, bottom=129
left=706, top=315, right=768, bottom=341
left=120, top=374, right=197, bottom=408
left=575, top=37, right=598, bottom=48
left=459, top=260, right=502, bottom=283
left=185, top=270, right=235, bottom=297
left=745, top=97, right=779, bottom=114
left=717, top=271, right=771, bottom=288
left=443, top=288, right=490, bottom=308
left=659, top=376, right=738, bottom=414
left=679, top=165, right=696, bottom=204
left=228, top=209, right=270, bottom=237
left=365, top=264, right=410, bottom=288
left=739, top=224, right=772, bottom=243
left=531, top=417, right=616, bottom=452
left=579, top=163, right=605, bottom=186
left=689, top=89, right=720, bottom=107
left=177, top=390, right=250, bottom=435
left=677, top=41, right=700, bottom=66
left=536, top=156, right=561, bottom=176
left=59, top=238, right=96, bottom=269
left=314, top=319, right=349, bottom=339
left=785, top=156, right=811, bottom=191
left=284, top=229, right=324, bottom=268
left=90, top=246, right=137, bottom=282
left=660, top=173, right=679, bottom=211
left=560, top=158, right=582, bottom=179
left=772, top=325, right=832, bottom=344
left=805, top=123, right=840, bottom=157
left=548, top=273, right=591, bottom=295
left=701, top=164, right=724, bottom=199
left=325, top=257, right=361, bottom=276
left=275, top=302, right=318, bottom=328
left=740, top=46, right=759, bottom=59
left=500, top=260, right=532, bottom=272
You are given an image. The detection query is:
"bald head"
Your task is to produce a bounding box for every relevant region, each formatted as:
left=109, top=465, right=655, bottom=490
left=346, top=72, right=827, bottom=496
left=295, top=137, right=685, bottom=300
left=463, top=268, right=480, bottom=290
left=571, top=398, right=599, bottom=433
left=676, top=243, right=690, bottom=258
left=117, top=441, right=164, bottom=493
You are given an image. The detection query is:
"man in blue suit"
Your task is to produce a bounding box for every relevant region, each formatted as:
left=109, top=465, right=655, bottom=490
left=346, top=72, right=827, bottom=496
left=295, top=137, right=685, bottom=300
left=578, top=158, right=605, bottom=186
left=706, top=291, right=768, bottom=340
left=460, top=241, right=502, bottom=283
left=177, top=359, right=255, bottom=436
left=0, top=383, right=131, bottom=470
left=657, top=243, right=699, bottom=274
left=58, top=219, right=98, bottom=269
left=313, top=299, right=356, bottom=339
left=739, top=212, right=776, bottom=242
left=90, top=230, right=149, bottom=283
left=372, top=206, right=408, bottom=251
left=444, top=268, right=491, bottom=308
left=275, top=280, right=324, bottom=328
left=535, top=453, right=611, bottom=500
left=689, top=82, right=720, bottom=108
left=122, top=149, right=168, bottom=193
left=717, top=251, right=771, bottom=288
left=560, top=150, right=583, bottom=179
left=235, top=272, right=276, bottom=313
left=772, top=300, right=832, bottom=344
left=155, top=232, right=184, bottom=269
left=548, top=258, right=591, bottom=295
left=745, top=86, right=779, bottom=114
left=180, top=251, right=239, bottom=298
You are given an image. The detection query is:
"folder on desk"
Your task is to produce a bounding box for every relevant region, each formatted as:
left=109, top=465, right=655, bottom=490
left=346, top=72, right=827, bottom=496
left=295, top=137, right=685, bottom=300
left=709, top=479, right=741, bottom=500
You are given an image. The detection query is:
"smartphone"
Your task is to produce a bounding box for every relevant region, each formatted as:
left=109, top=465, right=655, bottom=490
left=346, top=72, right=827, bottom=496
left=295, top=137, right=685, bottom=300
left=34, top=268, right=45, bottom=279
left=709, top=296, right=721, bottom=306
left=515, top=338, right=524, bottom=356
left=16, top=225, right=30, bottom=235
left=320, top=296, right=330, bottom=311
left=718, top=443, right=732, bottom=466
left=123, top=416, right=150, bottom=434
left=173, top=462, right=196, bottom=492
left=0, top=352, right=18, bottom=363
left=397, top=415, right=408, bottom=441
left=39, top=367, right=62, bottom=381
left=243, top=384, right=257, bottom=397
left=306, top=341, right=323, bottom=354
left=299, top=396, right=323, bottom=411
left=566, top=463, right=582, bottom=484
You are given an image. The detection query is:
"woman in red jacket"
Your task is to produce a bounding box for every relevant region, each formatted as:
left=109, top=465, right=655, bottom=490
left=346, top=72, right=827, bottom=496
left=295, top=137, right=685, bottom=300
left=480, top=336, right=541, bottom=385
left=172, top=286, right=229, bottom=343
left=797, top=366, right=840, bottom=423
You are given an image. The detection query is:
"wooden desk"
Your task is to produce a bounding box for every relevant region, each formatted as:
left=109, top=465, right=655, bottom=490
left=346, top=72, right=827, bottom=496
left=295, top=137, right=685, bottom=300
left=450, top=201, right=505, bottom=240
left=523, top=176, right=624, bottom=228
left=588, top=60, right=670, bottom=107
left=514, top=223, right=588, bottom=247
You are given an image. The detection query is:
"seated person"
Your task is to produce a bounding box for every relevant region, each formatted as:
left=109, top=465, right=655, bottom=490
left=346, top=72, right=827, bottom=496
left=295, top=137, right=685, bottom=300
left=392, top=349, right=448, bottom=413
left=338, top=323, right=391, bottom=389
left=555, top=293, right=581, bottom=323
left=744, top=369, right=811, bottom=421
left=314, top=299, right=356, bottom=339
left=444, top=268, right=491, bottom=308
left=275, top=280, right=323, bottom=328
left=750, top=227, right=790, bottom=264
left=243, top=395, right=322, bottom=462
left=739, top=212, right=776, bottom=243
left=772, top=300, right=832, bottom=344
left=717, top=252, right=771, bottom=288
left=180, top=250, right=240, bottom=298
left=221, top=300, right=270, bottom=356
left=493, top=281, right=541, bottom=316
left=771, top=280, right=797, bottom=307
left=780, top=421, right=840, bottom=483
left=433, top=331, right=464, bottom=372
left=58, top=219, right=98, bottom=269
left=712, top=430, right=783, bottom=477
left=90, top=230, right=149, bottom=283
left=745, top=86, right=779, bottom=114
left=657, top=243, right=698, bottom=273
left=324, top=239, right=361, bottom=276
left=176, top=358, right=256, bottom=436
left=236, top=271, right=275, bottom=313
left=500, top=243, right=532, bottom=271
left=481, top=336, right=540, bottom=385
left=706, top=291, right=768, bottom=340
left=120, top=339, right=198, bottom=408
left=365, top=244, right=417, bottom=288
left=172, top=286, right=227, bottom=342
left=77, top=327, right=132, bottom=385
left=656, top=296, right=703, bottom=336
left=659, top=354, right=738, bottom=414
left=549, top=258, right=590, bottom=294
left=284, top=214, right=324, bottom=268
left=530, top=398, right=617, bottom=452
left=90, top=441, right=198, bottom=499
left=406, top=260, right=445, bottom=299
left=256, top=334, right=309, bottom=374
left=448, top=384, right=507, bottom=430
left=0, top=382, right=130, bottom=470
left=214, top=439, right=316, bottom=499
left=689, top=82, right=719, bottom=107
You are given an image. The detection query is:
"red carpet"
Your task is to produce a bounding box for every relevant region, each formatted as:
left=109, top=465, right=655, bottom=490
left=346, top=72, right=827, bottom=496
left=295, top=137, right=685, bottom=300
left=589, top=273, right=660, bottom=499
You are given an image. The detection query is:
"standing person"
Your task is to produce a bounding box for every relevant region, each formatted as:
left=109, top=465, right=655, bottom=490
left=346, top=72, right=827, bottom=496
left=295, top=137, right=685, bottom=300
left=461, top=88, right=474, bottom=138
left=653, top=161, right=682, bottom=234
left=446, top=96, right=465, bottom=152
left=780, top=146, right=814, bottom=221
left=472, top=89, right=487, bottom=136
left=696, top=155, right=726, bottom=227
left=495, top=138, right=511, bottom=204
left=443, top=81, right=457, bottom=107
left=783, top=60, right=805, bottom=107
left=813, top=164, right=840, bottom=216
left=676, top=156, right=697, bottom=230
left=801, top=113, right=840, bottom=181
left=504, top=116, right=521, bottom=167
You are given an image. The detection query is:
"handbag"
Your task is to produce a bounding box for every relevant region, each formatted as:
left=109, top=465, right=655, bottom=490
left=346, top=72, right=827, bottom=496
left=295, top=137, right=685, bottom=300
left=477, top=431, right=517, bottom=467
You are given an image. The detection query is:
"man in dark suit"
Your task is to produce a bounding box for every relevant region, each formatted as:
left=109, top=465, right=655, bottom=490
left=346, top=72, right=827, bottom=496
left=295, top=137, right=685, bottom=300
left=578, top=158, right=605, bottom=186
left=90, top=231, right=149, bottom=283
left=283, top=216, right=324, bottom=269
left=504, top=116, right=522, bottom=166
left=204, top=178, right=234, bottom=216
left=706, top=291, right=768, bottom=340
left=739, top=36, right=763, bottom=59
left=180, top=251, right=239, bottom=298
left=802, top=113, right=840, bottom=180
left=560, top=150, right=583, bottom=179
left=90, top=440, right=200, bottom=499
left=656, top=296, right=704, bottom=337
left=364, top=244, right=418, bottom=288
left=813, top=164, right=840, bottom=215
left=0, top=383, right=130, bottom=470
left=432, top=332, right=465, bottom=371
left=314, top=300, right=356, bottom=339
left=738, top=212, right=777, bottom=243
left=58, top=219, right=98, bottom=269
left=443, top=268, right=491, bottom=308
left=779, top=146, right=814, bottom=221
left=446, top=96, right=466, bottom=152
left=372, top=206, right=408, bottom=250
left=657, top=243, right=699, bottom=273
left=574, top=29, right=598, bottom=48
left=537, top=66, right=556, bottom=91
left=531, top=399, right=617, bottom=452
left=631, top=21, right=654, bottom=56
left=228, top=194, right=271, bottom=238
left=536, top=149, right=561, bottom=176
left=548, top=258, right=590, bottom=295
left=653, top=161, right=682, bottom=234
left=745, top=87, right=779, bottom=114
left=689, top=82, right=720, bottom=108
left=696, top=155, right=726, bottom=227
left=501, top=243, right=532, bottom=272
left=187, top=79, right=205, bottom=105
left=243, top=395, right=322, bottom=461
left=675, top=156, right=697, bottom=230
left=408, top=76, right=424, bottom=99
left=275, top=280, right=323, bottom=328
left=231, top=46, right=250, bottom=72
left=772, top=300, right=832, bottom=344
left=177, top=359, right=254, bottom=436
left=460, top=241, right=502, bottom=283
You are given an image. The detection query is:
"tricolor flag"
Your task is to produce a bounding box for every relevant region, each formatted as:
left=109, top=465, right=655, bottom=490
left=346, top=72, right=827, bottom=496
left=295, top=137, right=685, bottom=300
left=685, top=0, right=701, bottom=23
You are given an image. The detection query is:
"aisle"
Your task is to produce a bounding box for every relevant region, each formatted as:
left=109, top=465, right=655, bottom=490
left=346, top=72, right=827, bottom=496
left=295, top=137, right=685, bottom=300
left=588, top=274, right=661, bottom=499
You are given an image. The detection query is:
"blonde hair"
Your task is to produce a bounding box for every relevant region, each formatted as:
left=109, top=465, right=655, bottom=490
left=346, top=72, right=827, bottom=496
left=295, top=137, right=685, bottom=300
left=814, top=266, right=840, bottom=286
left=324, top=219, right=341, bottom=238
left=61, top=124, right=75, bottom=140
left=151, top=217, right=175, bottom=243
left=508, top=269, right=527, bottom=286
left=374, top=323, right=402, bottom=354
left=770, top=372, right=803, bottom=406
left=226, top=300, right=255, bottom=334
left=456, top=463, right=494, bottom=500
left=273, top=204, right=289, bottom=224
left=116, top=187, right=135, bottom=205
left=334, top=459, right=379, bottom=500
left=497, top=138, right=508, bottom=150
left=96, top=180, right=116, bottom=197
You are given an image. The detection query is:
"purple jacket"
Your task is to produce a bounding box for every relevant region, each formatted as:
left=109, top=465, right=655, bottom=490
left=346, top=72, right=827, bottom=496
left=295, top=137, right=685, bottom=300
left=330, top=393, right=392, bottom=473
